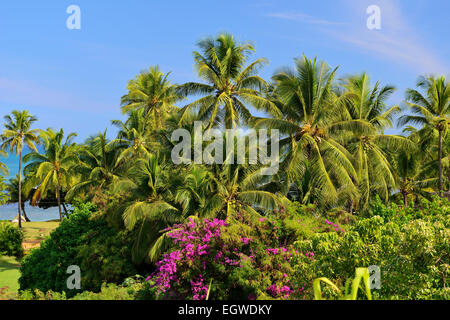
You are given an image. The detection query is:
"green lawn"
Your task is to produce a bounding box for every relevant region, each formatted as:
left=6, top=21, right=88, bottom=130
left=0, top=221, right=59, bottom=299
left=0, top=256, right=21, bottom=299
left=22, top=221, right=60, bottom=242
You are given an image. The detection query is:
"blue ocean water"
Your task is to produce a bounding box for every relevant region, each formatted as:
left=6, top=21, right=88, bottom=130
left=1, top=149, right=60, bottom=222
left=0, top=203, right=60, bottom=222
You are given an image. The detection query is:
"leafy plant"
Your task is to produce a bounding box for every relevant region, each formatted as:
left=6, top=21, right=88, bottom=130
left=313, top=268, right=372, bottom=300
left=0, top=221, right=24, bottom=258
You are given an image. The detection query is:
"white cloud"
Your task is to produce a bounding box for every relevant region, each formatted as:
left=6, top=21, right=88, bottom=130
left=267, top=12, right=346, bottom=26
left=266, top=0, right=448, bottom=74
left=333, top=0, right=448, bottom=74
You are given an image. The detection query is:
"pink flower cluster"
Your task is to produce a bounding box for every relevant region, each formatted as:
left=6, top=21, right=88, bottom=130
left=190, top=275, right=209, bottom=300
left=267, top=284, right=293, bottom=299
left=324, top=219, right=345, bottom=232
left=148, top=218, right=227, bottom=298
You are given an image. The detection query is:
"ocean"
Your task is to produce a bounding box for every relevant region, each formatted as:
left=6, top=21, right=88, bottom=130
left=1, top=149, right=60, bottom=222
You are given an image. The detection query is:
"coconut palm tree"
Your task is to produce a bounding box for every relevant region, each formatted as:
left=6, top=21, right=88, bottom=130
left=252, top=56, right=358, bottom=207
left=110, top=154, right=182, bottom=263
left=204, top=162, right=283, bottom=219
left=4, top=174, right=36, bottom=221
left=66, top=130, right=123, bottom=202
left=392, top=148, right=434, bottom=207
left=339, top=73, right=412, bottom=209
left=177, top=33, right=278, bottom=129
left=399, top=75, right=450, bottom=197
left=174, top=166, right=215, bottom=217
left=1, top=110, right=40, bottom=228
left=121, top=66, right=183, bottom=129
left=23, top=128, right=78, bottom=220
left=110, top=109, right=154, bottom=166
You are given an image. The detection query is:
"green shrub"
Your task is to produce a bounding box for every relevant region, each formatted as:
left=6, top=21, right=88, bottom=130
left=295, top=210, right=449, bottom=300
left=77, top=224, right=137, bottom=292
left=19, top=202, right=136, bottom=297
left=16, top=276, right=153, bottom=300
left=0, top=221, right=24, bottom=258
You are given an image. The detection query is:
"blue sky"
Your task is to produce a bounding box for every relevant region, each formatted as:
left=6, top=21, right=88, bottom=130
left=0, top=0, right=448, bottom=142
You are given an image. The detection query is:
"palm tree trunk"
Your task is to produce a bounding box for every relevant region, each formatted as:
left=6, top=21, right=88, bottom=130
left=438, top=129, right=443, bottom=197
left=18, top=150, right=22, bottom=228
left=21, top=201, right=30, bottom=222
left=62, top=202, right=68, bottom=215
left=56, top=178, right=62, bottom=221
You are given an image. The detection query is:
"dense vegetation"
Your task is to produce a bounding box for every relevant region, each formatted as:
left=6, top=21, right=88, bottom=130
left=0, top=33, right=449, bottom=300
left=0, top=222, right=23, bottom=258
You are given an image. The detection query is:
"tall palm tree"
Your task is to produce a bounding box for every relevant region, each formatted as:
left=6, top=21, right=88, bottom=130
left=23, top=128, right=78, bottom=220
left=5, top=174, right=35, bottom=221
left=121, top=66, right=183, bottom=130
left=392, top=147, right=434, bottom=207
left=252, top=56, right=358, bottom=207
left=110, top=109, right=154, bottom=166
left=110, top=154, right=182, bottom=263
left=1, top=110, right=40, bottom=228
left=177, top=33, right=278, bottom=129
left=339, top=73, right=412, bottom=209
left=66, top=130, right=123, bottom=202
left=174, top=166, right=215, bottom=217
left=399, top=75, right=450, bottom=197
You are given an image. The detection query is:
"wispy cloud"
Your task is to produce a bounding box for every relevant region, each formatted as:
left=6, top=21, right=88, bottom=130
left=265, top=0, right=448, bottom=74
left=330, top=0, right=448, bottom=74
left=267, top=12, right=346, bottom=26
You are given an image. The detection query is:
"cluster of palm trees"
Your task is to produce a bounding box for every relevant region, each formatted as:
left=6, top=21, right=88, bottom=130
left=0, top=33, right=448, bottom=262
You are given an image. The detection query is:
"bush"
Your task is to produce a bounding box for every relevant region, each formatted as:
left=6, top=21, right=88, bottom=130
left=0, top=221, right=24, bottom=258
left=147, top=208, right=316, bottom=300
left=295, top=211, right=450, bottom=300
left=19, top=202, right=136, bottom=297
left=16, top=276, right=153, bottom=300
left=77, top=224, right=137, bottom=292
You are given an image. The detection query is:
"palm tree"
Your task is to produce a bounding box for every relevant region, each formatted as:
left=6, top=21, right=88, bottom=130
left=252, top=56, right=358, bottom=207
left=1, top=110, right=40, bottom=228
left=110, top=154, right=182, bottom=263
left=392, top=147, right=434, bottom=207
left=339, top=73, right=412, bottom=209
left=177, top=33, right=278, bottom=129
left=174, top=166, right=215, bottom=218
left=66, top=130, right=123, bottom=202
left=121, top=66, right=183, bottom=129
left=399, top=76, right=449, bottom=197
left=204, top=162, right=283, bottom=219
left=23, top=128, right=78, bottom=220
left=5, top=175, right=35, bottom=221
left=0, top=150, right=8, bottom=176
left=110, top=109, right=154, bottom=166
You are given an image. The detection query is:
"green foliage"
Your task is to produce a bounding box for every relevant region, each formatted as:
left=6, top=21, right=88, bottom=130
left=16, top=276, right=155, bottom=300
left=369, top=195, right=450, bottom=224
left=18, top=202, right=136, bottom=297
left=313, top=268, right=372, bottom=300
left=77, top=222, right=137, bottom=292
left=0, top=221, right=24, bottom=258
left=0, top=175, right=9, bottom=205
left=295, top=201, right=450, bottom=300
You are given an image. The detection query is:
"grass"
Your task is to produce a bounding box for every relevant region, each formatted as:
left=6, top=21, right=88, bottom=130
left=0, top=256, right=21, bottom=299
left=0, top=221, right=59, bottom=299
left=22, top=220, right=60, bottom=242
